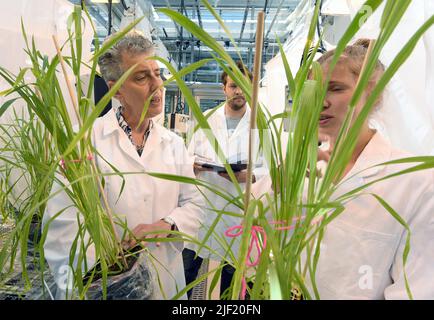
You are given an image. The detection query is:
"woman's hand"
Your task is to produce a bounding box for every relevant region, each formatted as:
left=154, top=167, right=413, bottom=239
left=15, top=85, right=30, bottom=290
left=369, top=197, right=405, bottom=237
left=123, top=220, right=172, bottom=249
left=318, top=149, right=331, bottom=163
left=318, top=133, right=332, bottom=163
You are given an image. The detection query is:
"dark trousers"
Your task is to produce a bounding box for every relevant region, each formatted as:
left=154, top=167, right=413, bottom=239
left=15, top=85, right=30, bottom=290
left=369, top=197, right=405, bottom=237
left=182, top=248, right=235, bottom=299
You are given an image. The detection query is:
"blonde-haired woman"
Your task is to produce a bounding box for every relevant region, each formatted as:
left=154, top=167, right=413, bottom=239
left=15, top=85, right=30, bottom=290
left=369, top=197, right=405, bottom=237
left=254, top=39, right=434, bottom=299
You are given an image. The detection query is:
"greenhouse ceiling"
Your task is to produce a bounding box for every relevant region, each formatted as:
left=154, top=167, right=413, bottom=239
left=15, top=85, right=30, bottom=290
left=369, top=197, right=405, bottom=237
left=68, top=0, right=303, bottom=83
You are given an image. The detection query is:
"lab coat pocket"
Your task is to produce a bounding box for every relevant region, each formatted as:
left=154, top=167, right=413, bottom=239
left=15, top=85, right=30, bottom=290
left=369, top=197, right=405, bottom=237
left=315, top=219, right=399, bottom=299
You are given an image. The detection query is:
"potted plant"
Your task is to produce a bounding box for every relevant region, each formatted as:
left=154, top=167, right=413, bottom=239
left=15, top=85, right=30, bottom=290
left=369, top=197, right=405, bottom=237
left=148, top=0, right=434, bottom=300
left=0, top=5, right=160, bottom=299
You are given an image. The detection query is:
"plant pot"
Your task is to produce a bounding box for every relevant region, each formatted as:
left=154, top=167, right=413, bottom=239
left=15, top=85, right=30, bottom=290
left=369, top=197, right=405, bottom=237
left=83, top=245, right=155, bottom=300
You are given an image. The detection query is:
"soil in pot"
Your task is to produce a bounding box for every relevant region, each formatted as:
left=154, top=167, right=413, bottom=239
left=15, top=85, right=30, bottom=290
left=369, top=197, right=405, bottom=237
left=83, top=245, right=155, bottom=300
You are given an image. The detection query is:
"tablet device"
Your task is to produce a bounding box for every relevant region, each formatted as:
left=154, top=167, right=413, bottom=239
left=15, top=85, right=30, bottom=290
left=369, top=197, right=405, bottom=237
left=201, top=162, right=247, bottom=173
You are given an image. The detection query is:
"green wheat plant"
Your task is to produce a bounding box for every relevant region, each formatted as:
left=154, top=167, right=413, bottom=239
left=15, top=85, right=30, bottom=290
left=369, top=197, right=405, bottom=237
left=150, top=0, right=434, bottom=300
left=0, top=6, right=153, bottom=299
left=0, top=109, right=57, bottom=292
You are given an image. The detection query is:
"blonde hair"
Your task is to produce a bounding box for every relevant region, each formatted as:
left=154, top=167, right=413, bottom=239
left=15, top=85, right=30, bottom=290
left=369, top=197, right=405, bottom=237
left=318, top=39, right=387, bottom=130
left=317, top=38, right=385, bottom=84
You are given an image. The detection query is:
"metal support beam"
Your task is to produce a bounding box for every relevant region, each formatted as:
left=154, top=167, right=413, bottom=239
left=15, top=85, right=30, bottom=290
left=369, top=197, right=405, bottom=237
left=164, top=0, right=182, bottom=38
left=195, top=0, right=203, bottom=29
left=238, top=0, right=251, bottom=43
left=86, top=5, right=109, bottom=31
left=111, top=2, right=125, bottom=31
left=120, top=0, right=129, bottom=10
left=152, top=3, right=279, bottom=10
left=265, top=0, right=285, bottom=39
left=190, top=39, right=195, bottom=81
left=162, top=27, right=169, bottom=38
left=176, top=0, right=185, bottom=111
left=263, top=0, right=269, bottom=13
left=107, top=0, right=113, bottom=35
left=160, top=36, right=279, bottom=44
left=182, top=0, right=189, bottom=18
left=216, top=62, right=220, bottom=83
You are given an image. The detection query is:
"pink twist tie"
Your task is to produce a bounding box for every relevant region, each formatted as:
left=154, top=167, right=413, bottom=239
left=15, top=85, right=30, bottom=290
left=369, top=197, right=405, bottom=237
left=59, top=154, right=94, bottom=170
left=224, top=216, right=324, bottom=299
left=225, top=225, right=266, bottom=299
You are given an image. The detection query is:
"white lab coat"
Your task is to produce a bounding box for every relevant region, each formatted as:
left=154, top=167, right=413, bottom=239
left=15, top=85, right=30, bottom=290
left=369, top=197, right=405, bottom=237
left=42, top=109, right=204, bottom=300
left=252, top=133, right=434, bottom=299
left=187, top=104, right=267, bottom=261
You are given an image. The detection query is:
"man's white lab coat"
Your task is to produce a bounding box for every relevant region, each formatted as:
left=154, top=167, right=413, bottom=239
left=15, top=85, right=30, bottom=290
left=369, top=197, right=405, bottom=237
left=42, top=109, right=204, bottom=299
left=188, top=104, right=267, bottom=261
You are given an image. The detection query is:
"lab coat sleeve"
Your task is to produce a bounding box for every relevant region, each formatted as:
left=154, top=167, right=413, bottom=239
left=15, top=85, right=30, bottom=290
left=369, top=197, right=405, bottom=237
left=251, top=175, right=273, bottom=200
left=42, top=172, right=97, bottom=294
left=384, top=171, right=434, bottom=299
left=252, top=152, right=268, bottom=182
left=187, top=126, right=207, bottom=159
left=187, top=130, right=198, bottom=157
left=167, top=139, right=205, bottom=252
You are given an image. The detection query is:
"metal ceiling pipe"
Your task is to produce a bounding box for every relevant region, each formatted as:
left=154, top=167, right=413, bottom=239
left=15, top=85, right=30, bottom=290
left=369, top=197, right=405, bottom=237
left=163, top=0, right=182, bottom=37
left=108, top=0, right=113, bottom=35
left=120, top=0, right=129, bottom=10
left=265, top=0, right=285, bottom=39
left=160, top=36, right=279, bottom=44
left=86, top=5, right=110, bottom=31
left=195, top=0, right=203, bottom=29
left=238, top=0, right=251, bottom=43
left=107, top=0, right=123, bottom=36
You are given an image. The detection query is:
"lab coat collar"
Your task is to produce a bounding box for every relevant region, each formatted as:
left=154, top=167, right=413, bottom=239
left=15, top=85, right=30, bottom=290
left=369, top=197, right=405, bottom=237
left=219, top=102, right=251, bottom=121
left=101, top=109, right=173, bottom=167
left=102, top=109, right=172, bottom=142
left=217, top=102, right=251, bottom=136
left=102, top=109, right=120, bottom=137
left=345, top=132, right=392, bottom=179
left=138, top=122, right=173, bottom=160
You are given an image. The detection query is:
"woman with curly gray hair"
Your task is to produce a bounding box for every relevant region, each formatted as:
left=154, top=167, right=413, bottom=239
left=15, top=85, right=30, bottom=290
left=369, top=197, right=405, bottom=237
left=43, top=31, right=204, bottom=299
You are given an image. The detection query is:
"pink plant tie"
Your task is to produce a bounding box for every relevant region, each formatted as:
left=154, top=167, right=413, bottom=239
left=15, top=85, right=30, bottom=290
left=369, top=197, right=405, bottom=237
left=225, top=216, right=324, bottom=299
left=59, top=154, right=94, bottom=170
left=225, top=225, right=266, bottom=267
left=225, top=225, right=266, bottom=299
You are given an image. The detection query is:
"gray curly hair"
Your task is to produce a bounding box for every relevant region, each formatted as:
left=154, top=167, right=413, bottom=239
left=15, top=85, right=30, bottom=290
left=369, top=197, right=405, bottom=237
left=98, top=31, right=155, bottom=82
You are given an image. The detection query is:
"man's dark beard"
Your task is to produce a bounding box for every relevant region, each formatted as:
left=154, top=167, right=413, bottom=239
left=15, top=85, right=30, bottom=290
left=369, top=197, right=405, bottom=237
left=229, top=96, right=246, bottom=110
